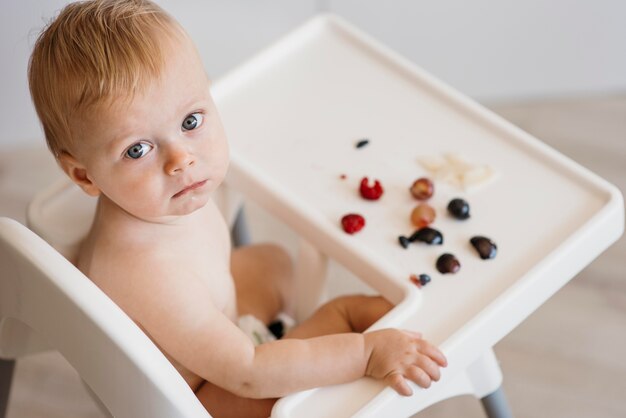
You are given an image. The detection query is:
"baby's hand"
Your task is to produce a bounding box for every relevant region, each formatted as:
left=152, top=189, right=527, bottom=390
left=364, top=329, right=447, bottom=396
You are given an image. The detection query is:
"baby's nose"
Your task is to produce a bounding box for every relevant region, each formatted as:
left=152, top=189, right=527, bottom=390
left=164, top=144, right=195, bottom=175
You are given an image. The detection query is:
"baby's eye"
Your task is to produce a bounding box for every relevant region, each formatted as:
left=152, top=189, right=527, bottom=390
left=182, top=112, right=204, bottom=131
left=125, top=142, right=153, bottom=159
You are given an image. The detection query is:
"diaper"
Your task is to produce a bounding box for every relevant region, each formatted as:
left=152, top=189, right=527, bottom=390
left=238, top=313, right=295, bottom=347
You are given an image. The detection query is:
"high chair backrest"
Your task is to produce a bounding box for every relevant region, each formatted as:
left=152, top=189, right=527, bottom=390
left=0, top=175, right=216, bottom=417
left=26, top=178, right=96, bottom=264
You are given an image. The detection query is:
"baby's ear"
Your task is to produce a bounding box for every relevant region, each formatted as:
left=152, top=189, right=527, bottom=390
left=57, top=151, right=101, bottom=197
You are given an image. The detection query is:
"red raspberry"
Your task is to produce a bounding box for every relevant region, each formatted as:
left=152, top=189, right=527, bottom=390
left=341, top=213, right=365, bottom=234
left=359, top=177, right=384, bottom=200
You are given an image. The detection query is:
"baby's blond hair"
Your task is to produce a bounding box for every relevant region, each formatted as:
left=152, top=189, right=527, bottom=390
left=28, top=0, right=184, bottom=157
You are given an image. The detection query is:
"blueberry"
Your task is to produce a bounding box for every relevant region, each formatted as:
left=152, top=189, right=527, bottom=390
left=447, top=198, right=470, bottom=220
left=470, top=236, right=497, bottom=260
left=409, top=274, right=431, bottom=288
left=436, top=253, right=461, bottom=274
left=409, top=227, right=444, bottom=245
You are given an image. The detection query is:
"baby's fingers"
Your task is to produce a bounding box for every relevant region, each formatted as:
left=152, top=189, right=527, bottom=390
left=416, top=354, right=441, bottom=382
left=403, top=330, right=422, bottom=339
left=418, top=340, right=448, bottom=367
left=385, top=372, right=413, bottom=397
left=406, top=366, right=432, bottom=389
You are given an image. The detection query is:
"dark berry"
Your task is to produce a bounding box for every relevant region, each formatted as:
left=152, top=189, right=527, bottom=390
left=447, top=198, right=470, bottom=220
left=409, top=273, right=432, bottom=288
left=356, top=139, right=370, bottom=148
left=470, top=236, right=497, bottom=259
left=410, top=177, right=434, bottom=200
left=398, top=235, right=410, bottom=249
left=409, top=227, right=443, bottom=245
left=359, top=177, right=384, bottom=200
left=436, top=253, right=461, bottom=274
left=341, top=213, right=365, bottom=234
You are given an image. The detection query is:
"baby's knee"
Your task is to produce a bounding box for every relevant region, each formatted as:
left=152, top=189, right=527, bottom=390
left=332, top=294, right=391, bottom=310
left=255, top=243, right=293, bottom=280
left=332, top=294, right=394, bottom=332
left=266, top=243, right=293, bottom=269
left=256, top=243, right=294, bottom=306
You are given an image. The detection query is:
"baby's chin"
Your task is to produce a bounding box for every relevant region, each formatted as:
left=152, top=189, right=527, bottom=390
left=123, top=194, right=211, bottom=224
left=170, top=193, right=211, bottom=216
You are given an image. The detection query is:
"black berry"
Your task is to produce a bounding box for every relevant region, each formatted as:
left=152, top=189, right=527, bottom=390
left=447, top=198, right=470, bottom=220
left=409, top=227, right=444, bottom=245
left=436, top=253, right=461, bottom=274
left=470, top=236, right=497, bottom=260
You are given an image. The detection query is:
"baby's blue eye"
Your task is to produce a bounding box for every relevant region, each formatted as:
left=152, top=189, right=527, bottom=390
left=125, top=142, right=153, bottom=159
left=182, top=113, right=204, bottom=131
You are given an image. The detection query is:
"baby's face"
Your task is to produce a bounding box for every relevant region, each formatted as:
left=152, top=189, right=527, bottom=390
left=70, top=35, right=229, bottom=222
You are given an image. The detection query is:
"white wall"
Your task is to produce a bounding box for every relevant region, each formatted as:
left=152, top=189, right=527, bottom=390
left=1, top=0, right=625, bottom=151
left=328, top=0, right=626, bottom=101
left=0, top=0, right=318, bottom=151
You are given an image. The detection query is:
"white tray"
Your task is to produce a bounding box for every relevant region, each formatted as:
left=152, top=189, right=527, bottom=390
left=212, top=14, right=624, bottom=417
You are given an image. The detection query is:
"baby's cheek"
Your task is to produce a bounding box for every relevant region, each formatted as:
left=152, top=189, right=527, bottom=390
left=120, top=182, right=163, bottom=214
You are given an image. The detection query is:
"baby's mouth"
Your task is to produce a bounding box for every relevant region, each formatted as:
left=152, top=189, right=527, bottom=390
left=173, top=179, right=208, bottom=198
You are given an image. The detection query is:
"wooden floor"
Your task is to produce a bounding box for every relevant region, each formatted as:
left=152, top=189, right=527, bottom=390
left=1, top=95, right=625, bottom=417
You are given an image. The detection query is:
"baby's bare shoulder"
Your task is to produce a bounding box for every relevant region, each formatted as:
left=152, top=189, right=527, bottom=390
left=82, top=230, right=218, bottom=319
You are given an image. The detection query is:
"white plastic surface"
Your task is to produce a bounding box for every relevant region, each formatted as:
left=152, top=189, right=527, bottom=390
left=211, top=14, right=624, bottom=417
left=27, top=178, right=97, bottom=262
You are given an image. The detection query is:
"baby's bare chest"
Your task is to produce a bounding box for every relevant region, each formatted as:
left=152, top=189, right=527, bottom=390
left=171, top=220, right=237, bottom=319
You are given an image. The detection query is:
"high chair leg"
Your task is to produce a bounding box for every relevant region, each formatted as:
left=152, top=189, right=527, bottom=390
left=481, top=386, right=513, bottom=418
left=0, top=359, right=14, bottom=418
left=466, top=348, right=514, bottom=418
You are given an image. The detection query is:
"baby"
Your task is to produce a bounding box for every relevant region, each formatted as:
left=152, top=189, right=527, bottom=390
left=28, top=1, right=446, bottom=417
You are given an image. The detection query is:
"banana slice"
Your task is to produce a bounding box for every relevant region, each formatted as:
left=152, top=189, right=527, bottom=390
left=418, top=154, right=496, bottom=191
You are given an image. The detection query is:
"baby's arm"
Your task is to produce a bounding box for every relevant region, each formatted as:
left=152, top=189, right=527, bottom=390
left=122, top=263, right=444, bottom=399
